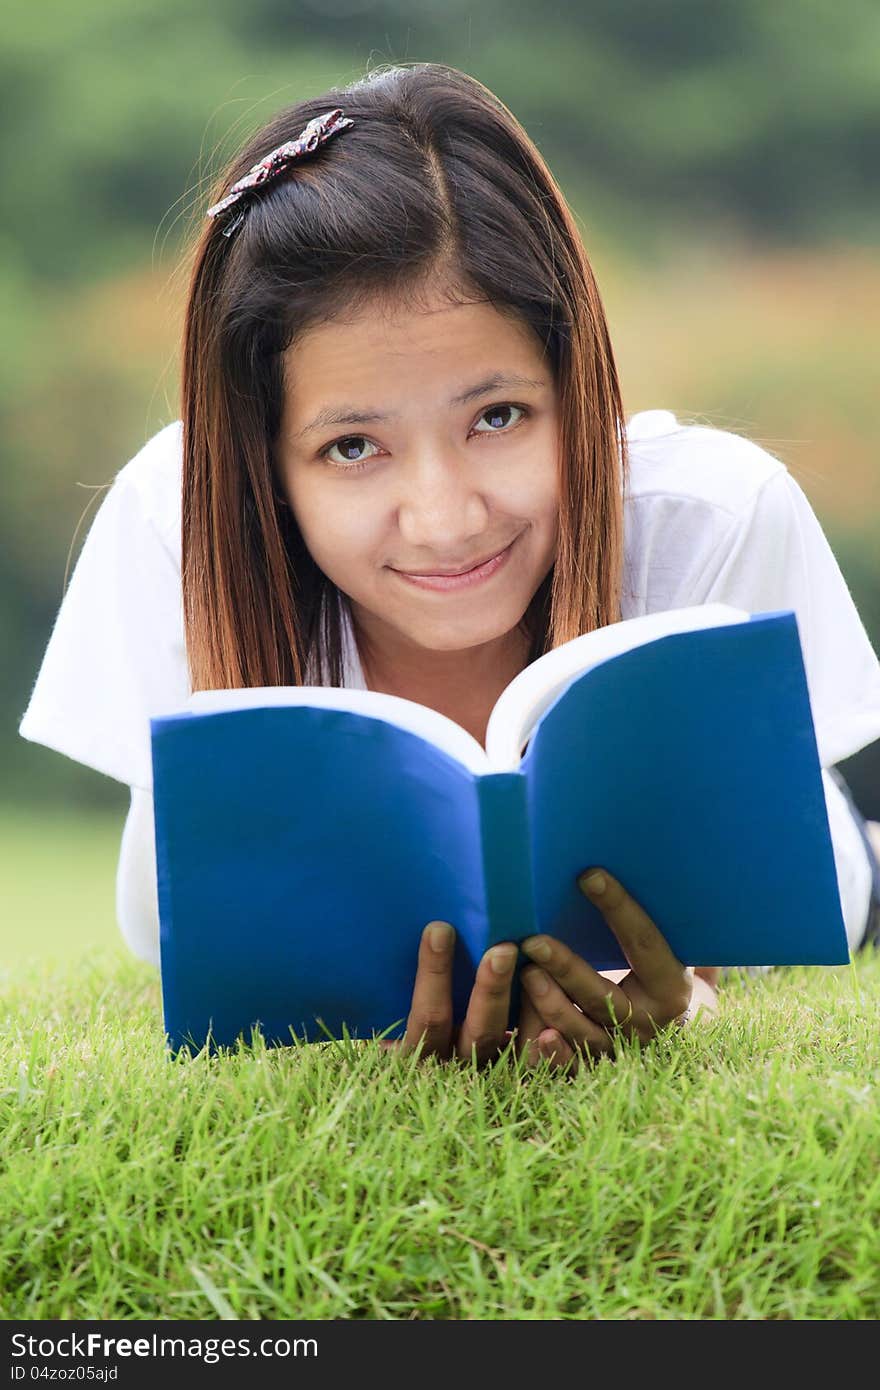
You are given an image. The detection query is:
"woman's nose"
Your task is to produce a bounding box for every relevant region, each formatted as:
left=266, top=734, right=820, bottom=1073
left=395, top=451, right=489, bottom=545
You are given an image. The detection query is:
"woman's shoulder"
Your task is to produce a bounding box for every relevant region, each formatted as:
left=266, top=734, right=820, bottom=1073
left=624, top=409, right=788, bottom=518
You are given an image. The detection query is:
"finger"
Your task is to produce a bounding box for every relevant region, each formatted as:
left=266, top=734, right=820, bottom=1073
left=520, top=966, right=614, bottom=1056
left=536, top=1028, right=580, bottom=1074
left=514, top=992, right=548, bottom=1066
left=403, top=922, right=456, bottom=1057
left=520, top=934, right=634, bottom=1031
left=456, top=942, right=518, bottom=1065
left=578, top=869, right=691, bottom=1013
left=517, top=1007, right=581, bottom=1073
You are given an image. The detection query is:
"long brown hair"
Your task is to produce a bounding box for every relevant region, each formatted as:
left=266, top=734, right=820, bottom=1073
left=180, top=62, right=629, bottom=692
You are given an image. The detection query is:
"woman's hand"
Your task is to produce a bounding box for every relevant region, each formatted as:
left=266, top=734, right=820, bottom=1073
left=381, top=921, right=518, bottom=1067
left=516, top=869, right=707, bottom=1071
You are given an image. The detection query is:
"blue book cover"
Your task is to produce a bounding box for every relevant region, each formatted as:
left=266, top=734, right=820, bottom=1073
left=150, top=605, right=849, bottom=1054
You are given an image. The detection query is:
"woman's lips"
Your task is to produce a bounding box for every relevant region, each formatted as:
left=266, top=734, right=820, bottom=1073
left=392, top=537, right=517, bottom=592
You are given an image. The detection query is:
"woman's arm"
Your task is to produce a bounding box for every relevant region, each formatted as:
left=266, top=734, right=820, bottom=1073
left=115, top=786, right=161, bottom=967
left=691, top=967, right=720, bottom=1015
left=599, top=964, right=719, bottom=1018
left=822, top=768, right=873, bottom=950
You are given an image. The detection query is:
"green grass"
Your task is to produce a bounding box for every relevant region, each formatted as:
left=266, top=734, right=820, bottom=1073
left=2, top=947, right=879, bottom=1320
left=3, top=808, right=878, bottom=1318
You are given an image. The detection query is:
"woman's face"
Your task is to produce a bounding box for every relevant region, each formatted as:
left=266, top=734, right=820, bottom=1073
left=276, top=287, right=560, bottom=665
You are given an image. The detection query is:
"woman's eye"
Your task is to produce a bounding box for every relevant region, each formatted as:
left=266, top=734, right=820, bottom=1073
left=323, top=436, right=379, bottom=468
left=472, top=402, right=526, bottom=435
left=321, top=402, right=527, bottom=470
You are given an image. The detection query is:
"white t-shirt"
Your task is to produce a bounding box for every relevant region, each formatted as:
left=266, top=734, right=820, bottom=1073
left=19, top=410, right=880, bottom=964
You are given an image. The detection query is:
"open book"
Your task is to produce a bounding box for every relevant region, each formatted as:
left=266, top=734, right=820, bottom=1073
left=150, top=604, right=848, bottom=1053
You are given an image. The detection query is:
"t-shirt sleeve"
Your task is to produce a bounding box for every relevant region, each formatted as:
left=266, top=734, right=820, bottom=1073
left=697, top=467, right=880, bottom=769
left=18, top=460, right=190, bottom=792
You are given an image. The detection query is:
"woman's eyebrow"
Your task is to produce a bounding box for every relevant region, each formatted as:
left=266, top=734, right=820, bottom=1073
left=292, top=372, right=547, bottom=439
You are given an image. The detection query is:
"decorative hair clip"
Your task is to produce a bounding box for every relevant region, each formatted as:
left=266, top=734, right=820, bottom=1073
left=206, top=107, right=355, bottom=237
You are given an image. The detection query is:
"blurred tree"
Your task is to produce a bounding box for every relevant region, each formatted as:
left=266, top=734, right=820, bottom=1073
left=4, top=0, right=879, bottom=813
left=3, top=0, right=880, bottom=290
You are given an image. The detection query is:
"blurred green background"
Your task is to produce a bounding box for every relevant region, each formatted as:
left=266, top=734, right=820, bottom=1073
left=3, top=1, right=878, bottom=964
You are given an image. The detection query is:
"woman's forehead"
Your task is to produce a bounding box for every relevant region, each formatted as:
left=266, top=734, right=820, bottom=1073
left=280, top=309, right=552, bottom=449
left=284, top=295, right=546, bottom=395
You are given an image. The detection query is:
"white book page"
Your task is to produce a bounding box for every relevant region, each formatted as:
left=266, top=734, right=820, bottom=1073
left=185, top=684, right=492, bottom=774
left=484, top=603, right=749, bottom=771
left=183, top=603, right=749, bottom=777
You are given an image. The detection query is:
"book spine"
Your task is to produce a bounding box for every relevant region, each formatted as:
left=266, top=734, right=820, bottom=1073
left=477, top=773, right=537, bottom=946
left=151, top=724, right=182, bottom=1052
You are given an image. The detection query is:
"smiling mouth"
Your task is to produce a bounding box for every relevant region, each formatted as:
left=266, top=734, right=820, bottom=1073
left=390, top=536, right=519, bottom=591
left=393, top=541, right=516, bottom=577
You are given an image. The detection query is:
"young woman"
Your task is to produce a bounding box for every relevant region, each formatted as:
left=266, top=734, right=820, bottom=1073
left=20, top=63, right=880, bottom=1070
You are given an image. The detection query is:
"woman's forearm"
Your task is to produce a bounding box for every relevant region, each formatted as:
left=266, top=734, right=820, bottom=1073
left=116, top=786, right=161, bottom=967
left=691, top=968, right=719, bottom=1018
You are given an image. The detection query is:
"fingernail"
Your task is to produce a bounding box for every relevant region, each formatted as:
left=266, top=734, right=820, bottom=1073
left=489, top=944, right=518, bottom=975
left=427, top=922, right=454, bottom=952
left=579, top=871, right=606, bottom=896
left=523, top=967, right=549, bottom=996
left=521, top=935, right=552, bottom=963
